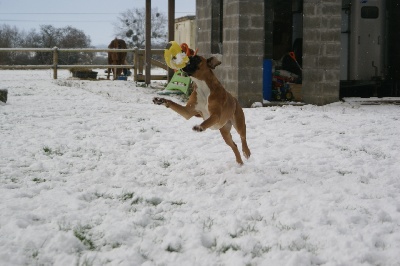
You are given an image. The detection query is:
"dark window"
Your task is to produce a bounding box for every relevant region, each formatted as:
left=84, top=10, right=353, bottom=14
left=361, top=6, right=379, bottom=19
left=211, top=0, right=223, bottom=54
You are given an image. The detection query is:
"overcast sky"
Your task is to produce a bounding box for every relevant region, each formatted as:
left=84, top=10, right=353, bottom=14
left=0, top=0, right=195, bottom=46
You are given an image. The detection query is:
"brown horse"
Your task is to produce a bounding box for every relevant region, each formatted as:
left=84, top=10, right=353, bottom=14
left=107, top=38, right=127, bottom=80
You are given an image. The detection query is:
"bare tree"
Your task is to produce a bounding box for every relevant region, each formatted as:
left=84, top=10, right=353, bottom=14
left=114, top=7, right=167, bottom=48
left=0, top=24, right=24, bottom=64
left=58, top=26, right=92, bottom=65
left=34, top=25, right=93, bottom=65
left=33, top=25, right=61, bottom=64
left=0, top=24, right=92, bottom=65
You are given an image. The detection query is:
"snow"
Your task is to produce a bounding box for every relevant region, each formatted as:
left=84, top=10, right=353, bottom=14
left=174, top=52, right=186, bottom=65
left=170, top=52, right=189, bottom=70
left=1, top=69, right=400, bottom=265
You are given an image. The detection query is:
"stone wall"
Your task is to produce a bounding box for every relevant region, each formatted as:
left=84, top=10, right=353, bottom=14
left=237, top=1, right=265, bottom=107
left=302, top=0, right=341, bottom=105
left=196, top=0, right=264, bottom=107
left=196, top=0, right=342, bottom=106
left=196, top=0, right=211, bottom=55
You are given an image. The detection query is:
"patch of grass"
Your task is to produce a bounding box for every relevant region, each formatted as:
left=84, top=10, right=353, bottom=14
left=153, top=215, right=165, bottom=221
left=170, top=201, right=186, bottom=206
left=161, top=161, right=171, bottom=169
left=166, top=246, right=179, bottom=252
left=279, top=169, right=289, bottom=175
left=251, top=244, right=272, bottom=258
left=276, top=221, right=295, bottom=231
left=77, top=254, right=96, bottom=266
left=244, top=223, right=259, bottom=236
left=166, top=243, right=182, bottom=253
left=219, top=244, right=240, bottom=254
left=136, top=82, right=147, bottom=88
left=43, top=146, right=63, bottom=156
left=158, top=181, right=167, bottom=186
left=111, top=242, right=122, bottom=249
left=55, top=80, right=75, bottom=88
left=131, top=197, right=143, bottom=205
left=32, top=177, right=46, bottom=183
left=286, top=238, right=318, bottom=254
left=151, top=127, right=161, bottom=133
left=93, top=192, right=114, bottom=200
left=73, top=225, right=96, bottom=251
left=120, top=192, right=134, bottom=201
left=229, top=223, right=258, bottom=239
left=203, top=217, right=214, bottom=231
left=126, top=140, right=135, bottom=146
left=43, top=146, right=52, bottom=154
left=32, top=250, right=39, bottom=259
left=337, top=170, right=352, bottom=176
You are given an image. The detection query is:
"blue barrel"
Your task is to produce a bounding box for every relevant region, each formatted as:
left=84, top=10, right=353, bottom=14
left=263, top=59, right=272, bottom=101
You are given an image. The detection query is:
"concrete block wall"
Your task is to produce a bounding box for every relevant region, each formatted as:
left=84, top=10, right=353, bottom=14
left=218, top=0, right=240, bottom=100
left=196, top=0, right=212, bottom=54
left=237, top=0, right=264, bottom=107
left=264, top=0, right=274, bottom=59
left=302, top=0, right=341, bottom=105
left=196, top=0, right=264, bottom=107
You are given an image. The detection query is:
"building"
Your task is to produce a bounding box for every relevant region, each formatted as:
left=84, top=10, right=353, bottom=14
left=174, top=16, right=196, bottom=50
left=195, top=0, right=400, bottom=107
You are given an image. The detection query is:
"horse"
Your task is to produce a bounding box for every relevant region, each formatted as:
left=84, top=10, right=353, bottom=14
left=107, top=38, right=127, bottom=80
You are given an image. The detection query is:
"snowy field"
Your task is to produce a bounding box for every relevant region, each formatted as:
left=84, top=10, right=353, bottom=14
left=1, top=69, right=400, bottom=266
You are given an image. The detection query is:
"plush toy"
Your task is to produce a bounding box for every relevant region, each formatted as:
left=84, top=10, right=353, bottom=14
left=164, top=41, right=190, bottom=70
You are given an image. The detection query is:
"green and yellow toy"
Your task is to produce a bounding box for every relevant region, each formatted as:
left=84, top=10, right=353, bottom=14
left=164, top=41, right=192, bottom=70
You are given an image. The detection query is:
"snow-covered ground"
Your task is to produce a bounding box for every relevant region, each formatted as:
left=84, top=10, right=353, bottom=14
left=1, top=69, right=400, bottom=266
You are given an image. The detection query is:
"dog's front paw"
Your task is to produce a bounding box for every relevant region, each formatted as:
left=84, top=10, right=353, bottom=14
left=192, top=125, right=204, bottom=132
left=153, top=97, right=166, bottom=105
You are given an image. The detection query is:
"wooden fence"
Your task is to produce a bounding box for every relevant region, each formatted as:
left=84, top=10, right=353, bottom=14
left=0, top=47, right=168, bottom=82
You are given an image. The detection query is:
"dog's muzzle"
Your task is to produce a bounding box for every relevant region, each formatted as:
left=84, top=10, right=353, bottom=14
left=182, top=55, right=201, bottom=76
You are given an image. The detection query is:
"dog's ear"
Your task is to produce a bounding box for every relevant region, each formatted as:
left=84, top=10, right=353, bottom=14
left=207, top=57, right=221, bottom=69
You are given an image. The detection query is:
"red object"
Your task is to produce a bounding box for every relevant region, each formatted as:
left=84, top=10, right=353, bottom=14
left=180, top=43, right=198, bottom=56
left=289, top=51, right=302, bottom=71
left=289, top=52, right=296, bottom=61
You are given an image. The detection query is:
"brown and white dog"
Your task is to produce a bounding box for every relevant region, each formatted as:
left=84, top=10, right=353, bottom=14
left=153, top=55, right=251, bottom=164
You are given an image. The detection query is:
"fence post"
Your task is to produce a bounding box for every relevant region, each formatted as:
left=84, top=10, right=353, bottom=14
left=145, top=0, right=151, bottom=85
left=130, top=48, right=135, bottom=81
left=134, top=47, right=139, bottom=82
left=53, top=46, right=58, bottom=79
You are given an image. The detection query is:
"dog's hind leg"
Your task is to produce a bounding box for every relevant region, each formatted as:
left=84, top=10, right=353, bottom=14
left=234, top=124, right=251, bottom=160
left=233, top=106, right=251, bottom=160
left=219, top=123, right=243, bottom=165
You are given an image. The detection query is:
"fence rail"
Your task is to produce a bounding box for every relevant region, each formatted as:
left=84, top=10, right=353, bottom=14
left=0, top=47, right=168, bottom=82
